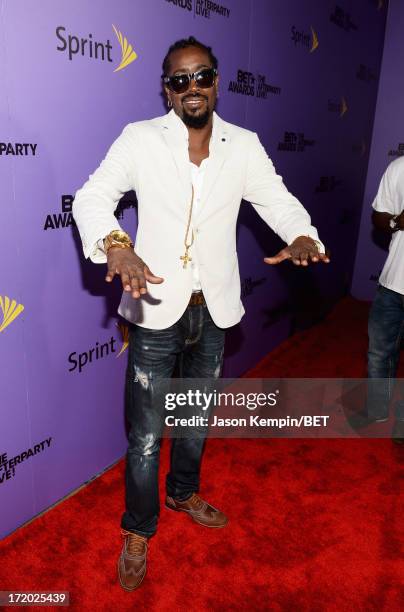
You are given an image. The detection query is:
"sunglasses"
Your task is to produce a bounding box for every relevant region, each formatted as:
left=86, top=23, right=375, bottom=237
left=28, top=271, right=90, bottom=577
left=163, top=68, right=218, bottom=94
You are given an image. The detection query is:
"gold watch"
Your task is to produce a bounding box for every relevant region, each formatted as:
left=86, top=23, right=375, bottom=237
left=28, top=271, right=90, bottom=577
left=104, top=230, right=134, bottom=254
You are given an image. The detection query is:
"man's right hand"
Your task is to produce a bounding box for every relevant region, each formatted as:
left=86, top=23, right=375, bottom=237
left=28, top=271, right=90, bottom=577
left=105, top=248, right=164, bottom=299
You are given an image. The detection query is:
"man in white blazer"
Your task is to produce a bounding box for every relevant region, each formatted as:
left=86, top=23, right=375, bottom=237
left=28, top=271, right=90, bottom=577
left=73, top=36, right=329, bottom=591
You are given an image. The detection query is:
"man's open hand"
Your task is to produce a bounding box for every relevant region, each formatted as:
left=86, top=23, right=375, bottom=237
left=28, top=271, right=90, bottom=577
left=105, top=248, right=164, bottom=298
left=264, top=236, right=330, bottom=266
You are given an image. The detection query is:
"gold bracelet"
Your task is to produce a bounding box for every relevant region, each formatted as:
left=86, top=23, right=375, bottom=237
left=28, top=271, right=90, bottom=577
left=104, top=230, right=134, bottom=254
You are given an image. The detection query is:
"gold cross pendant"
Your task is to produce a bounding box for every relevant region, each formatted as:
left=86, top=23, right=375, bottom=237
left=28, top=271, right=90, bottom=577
left=180, top=249, right=192, bottom=269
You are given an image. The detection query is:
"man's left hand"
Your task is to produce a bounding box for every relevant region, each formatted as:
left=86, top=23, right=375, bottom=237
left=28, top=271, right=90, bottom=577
left=264, top=236, right=330, bottom=266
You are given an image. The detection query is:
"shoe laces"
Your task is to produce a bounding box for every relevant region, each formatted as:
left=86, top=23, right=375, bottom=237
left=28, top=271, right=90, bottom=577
left=187, top=493, right=205, bottom=511
left=121, top=529, right=147, bottom=556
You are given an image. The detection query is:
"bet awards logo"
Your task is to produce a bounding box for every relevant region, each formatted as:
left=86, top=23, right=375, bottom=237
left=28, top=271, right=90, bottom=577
left=278, top=132, right=315, bottom=153
left=164, top=0, right=230, bottom=18
left=330, top=6, right=358, bottom=31
left=0, top=143, right=37, bottom=156
left=352, top=140, right=367, bottom=157
left=328, top=97, right=348, bottom=117
left=356, top=64, right=377, bottom=83
left=114, top=191, right=137, bottom=220
left=43, top=193, right=134, bottom=230
left=339, top=208, right=354, bottom=225
left=291, top=25, right=319, bottom=52
left=194, top=0, right=230, bottom=18
left=44, top=195, right=75, bottom=231
left=56, top=25, right=137, bottom=72
left=0, top=296, right=24, bottom=334
left=241, top=277, right=266, bottom=299
left=388, top=143, right=404, bottom=158
left=315, top=176, right=342, bottom=193
left=165, top=0, right=192, bottom=9
left=228, top=70, right=281, bottom=98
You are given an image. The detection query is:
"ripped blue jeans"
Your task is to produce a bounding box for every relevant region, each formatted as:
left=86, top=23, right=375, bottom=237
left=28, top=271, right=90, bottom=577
left=121, top=303, right=225, bottom=538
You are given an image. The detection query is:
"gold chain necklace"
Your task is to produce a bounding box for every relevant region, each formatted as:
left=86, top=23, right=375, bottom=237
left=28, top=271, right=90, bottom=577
left=180, top=185, right=194, bottom=268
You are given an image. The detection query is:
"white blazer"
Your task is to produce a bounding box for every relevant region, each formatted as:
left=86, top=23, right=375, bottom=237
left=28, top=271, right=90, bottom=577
left=73, top=110, right=323, bottom=329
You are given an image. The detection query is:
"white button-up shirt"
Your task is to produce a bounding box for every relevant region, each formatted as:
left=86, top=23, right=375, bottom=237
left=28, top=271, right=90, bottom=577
left=190, top=158, right=208, bottom=291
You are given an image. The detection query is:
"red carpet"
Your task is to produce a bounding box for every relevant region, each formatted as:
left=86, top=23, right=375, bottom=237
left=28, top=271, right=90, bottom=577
left=1, top=297, right=403, bottom=611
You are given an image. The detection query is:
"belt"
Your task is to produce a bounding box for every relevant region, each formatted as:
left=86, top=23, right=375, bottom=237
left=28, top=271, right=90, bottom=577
left=188, top=291, right=206, bottom=306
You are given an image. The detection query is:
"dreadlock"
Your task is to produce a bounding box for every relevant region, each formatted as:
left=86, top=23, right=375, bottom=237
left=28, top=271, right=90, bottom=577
left=162, top=36, right=218, bottom=76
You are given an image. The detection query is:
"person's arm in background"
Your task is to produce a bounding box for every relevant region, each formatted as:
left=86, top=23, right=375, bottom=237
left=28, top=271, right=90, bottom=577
left=372, top=160, right=404, bottom=233
left=242, top=132, right=330, bottom=267
left=72, top=125, right=163, bottom=298
left=372, top=210, right=404, bottom=232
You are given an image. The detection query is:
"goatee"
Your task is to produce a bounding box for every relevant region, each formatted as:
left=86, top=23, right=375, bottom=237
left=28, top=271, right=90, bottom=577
left=182, top=108, right=210, bottom=129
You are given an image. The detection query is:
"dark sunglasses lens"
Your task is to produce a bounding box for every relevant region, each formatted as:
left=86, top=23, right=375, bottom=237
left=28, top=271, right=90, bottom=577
left=195, top=69, right=215, bottom=88
left=169, top=75, right=190, bottom=93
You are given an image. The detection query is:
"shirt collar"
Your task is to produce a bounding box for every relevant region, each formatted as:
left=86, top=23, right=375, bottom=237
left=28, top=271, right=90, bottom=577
left=166, top=109, right=218, bottom=142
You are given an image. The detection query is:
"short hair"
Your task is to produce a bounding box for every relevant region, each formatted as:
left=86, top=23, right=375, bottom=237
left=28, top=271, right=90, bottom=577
left=162, top=36, right=218, bottom=76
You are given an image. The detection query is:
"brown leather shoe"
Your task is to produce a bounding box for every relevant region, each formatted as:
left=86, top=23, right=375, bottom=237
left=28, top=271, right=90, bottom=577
left=118, top=529, right=148, bottom=591
left=165, top=493, right=228, bottom=528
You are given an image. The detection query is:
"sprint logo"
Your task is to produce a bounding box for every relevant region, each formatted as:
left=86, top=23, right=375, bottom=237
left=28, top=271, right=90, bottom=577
left=0, top=296, right=24, bottom=333
left=112, top=25, right=137, bottom=72
left=56, top=25, right=137, bottom=72
left=328, top=97, right=348, bottom=117
left=116, top=322, right=129, bottom=357
left=291, top=25, right=319, bottom=53
left=67, top=325, right=128, bottom=374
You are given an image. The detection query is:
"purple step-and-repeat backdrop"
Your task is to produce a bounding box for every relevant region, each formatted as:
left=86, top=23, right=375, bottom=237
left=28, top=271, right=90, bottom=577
left=352, top=0, right=402, bottom=299
left=1, top=0, right=386, bottom=538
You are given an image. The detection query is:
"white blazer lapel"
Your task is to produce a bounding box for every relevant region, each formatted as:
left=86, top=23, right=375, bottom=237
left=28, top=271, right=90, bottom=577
left=198, top=113, right=229, bottom=217
left=161, top=110, right=192, bottom=206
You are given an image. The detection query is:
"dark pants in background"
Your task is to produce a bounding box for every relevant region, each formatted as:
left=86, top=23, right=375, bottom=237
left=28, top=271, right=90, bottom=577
left=367, top=284, right=404, bottom=421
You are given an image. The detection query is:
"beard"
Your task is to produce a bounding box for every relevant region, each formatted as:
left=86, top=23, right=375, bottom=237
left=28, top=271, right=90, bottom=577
left=181, top=94, right=211, bottom=129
